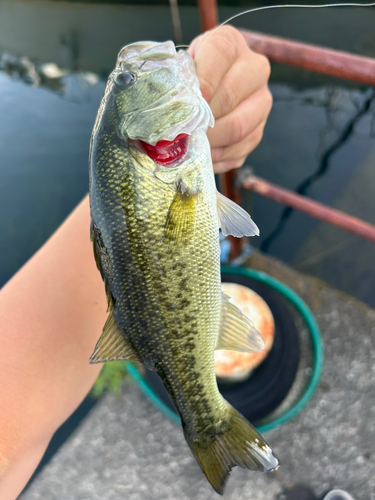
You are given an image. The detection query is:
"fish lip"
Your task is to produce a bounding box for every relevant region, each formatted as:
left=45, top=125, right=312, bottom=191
left=117, top=41, right=176, bottom=65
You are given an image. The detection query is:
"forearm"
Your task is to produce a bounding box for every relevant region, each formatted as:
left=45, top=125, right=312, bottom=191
left=0, top=441, right=50, bottom=500
left=0, top=195, right=107, bottom=498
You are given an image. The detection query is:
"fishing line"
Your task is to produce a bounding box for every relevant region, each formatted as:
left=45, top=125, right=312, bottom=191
left=175, top=2, right=375, bottom=50
left=215, top=2, right=375, bottom=34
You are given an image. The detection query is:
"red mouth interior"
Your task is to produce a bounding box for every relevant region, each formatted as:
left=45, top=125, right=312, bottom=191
left=140, top=134, right=188, bottom=166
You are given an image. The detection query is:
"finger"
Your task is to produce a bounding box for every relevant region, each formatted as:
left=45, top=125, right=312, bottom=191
left=187, top=32, right=205, bottom=58
left=187, top=26, right=248, bottom=103
left=210, top=52, right=271, bottom=119
left=213, top=158, right=245, bottom=174
left=207, top=86, right=272, bottom=148
left=211, top=121, right=267, bottom=164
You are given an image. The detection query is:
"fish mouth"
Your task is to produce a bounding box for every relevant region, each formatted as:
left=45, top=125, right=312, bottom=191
left=134, top=134, right=189, bottom=167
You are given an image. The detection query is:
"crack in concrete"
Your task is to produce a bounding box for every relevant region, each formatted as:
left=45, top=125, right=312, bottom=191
left=260, top=87, right=375, bottom=253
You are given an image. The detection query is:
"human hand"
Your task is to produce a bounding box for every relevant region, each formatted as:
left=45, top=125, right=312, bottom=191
left=188, top=26, right=272, bottom=174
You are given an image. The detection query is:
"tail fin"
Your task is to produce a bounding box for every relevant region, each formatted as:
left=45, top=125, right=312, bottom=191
left=185, top=405, right=279, bottom=495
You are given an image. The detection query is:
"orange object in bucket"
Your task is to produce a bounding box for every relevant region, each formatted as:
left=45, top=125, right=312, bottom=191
left=215, top=283, right=275, bottom=382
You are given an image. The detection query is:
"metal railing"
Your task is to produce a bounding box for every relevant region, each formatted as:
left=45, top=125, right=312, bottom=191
left=197, top=0, right=375, bottom=258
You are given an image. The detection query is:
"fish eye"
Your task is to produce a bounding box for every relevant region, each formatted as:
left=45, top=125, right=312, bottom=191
left=115, top=72, right=136, bottom=86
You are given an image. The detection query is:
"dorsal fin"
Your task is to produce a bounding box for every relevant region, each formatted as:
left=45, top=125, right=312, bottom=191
left=91, top=221, right=114, bottom=312
left=89, top=310, right=139, bottom=364
left=91, top=222, right=103, bottom=276
left=216, top=293, right=265, bottom=352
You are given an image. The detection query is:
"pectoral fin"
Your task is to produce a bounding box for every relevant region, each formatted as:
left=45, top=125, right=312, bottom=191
left=216, top=191, right=259, bottom=238
left=165, top=190, right=197, bottom=243
left=89, top=310, right=139, bottom=364
left=216, top=294, right=265, bottom=353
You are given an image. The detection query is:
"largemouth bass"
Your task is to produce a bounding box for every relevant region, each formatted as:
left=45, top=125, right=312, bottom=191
left=89, top=40, right=279, bottom=494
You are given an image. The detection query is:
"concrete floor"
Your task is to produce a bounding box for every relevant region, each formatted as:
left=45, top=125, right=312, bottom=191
left=21, top=252, right=375, bottom=500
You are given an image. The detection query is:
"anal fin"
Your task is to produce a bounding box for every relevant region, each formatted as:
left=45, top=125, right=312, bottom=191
left=216, top=190, right=259, bottom=238
left=89, top=310, right=139, bottom=364
left=216, top=293, right=265, bottom=352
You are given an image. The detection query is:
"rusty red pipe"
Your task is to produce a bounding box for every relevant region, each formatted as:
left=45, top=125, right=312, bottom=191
left=197, top=0, right=218, bottom=31
left=241, top=30, right=375, bottom=86
left=218, top=169, right=245, bottom=259
left=243, top=175, right=375, bottom=243
left=197, top=0, right=246, bottom=258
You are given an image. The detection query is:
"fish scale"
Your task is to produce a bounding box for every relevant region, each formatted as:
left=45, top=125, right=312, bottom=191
left=89, top=40, right=278, bottom=494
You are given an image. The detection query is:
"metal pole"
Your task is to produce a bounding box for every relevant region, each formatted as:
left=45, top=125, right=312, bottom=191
left=241, top=30, right=375, bottom=86
left=197, top=0, right=245, bottom=259
left=197, top=0, right=218, bottom=31
left=169, top=0, right=183, bottom=46
left=242, top=174, right=375, bottom=243
left=219, top=169, right=245, bottom=259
